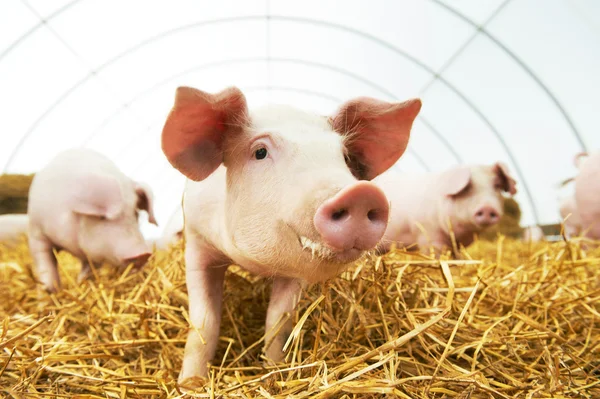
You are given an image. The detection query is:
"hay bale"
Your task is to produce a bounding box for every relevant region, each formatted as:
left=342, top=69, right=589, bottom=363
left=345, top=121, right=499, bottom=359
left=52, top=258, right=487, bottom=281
left=481, top=197, right=523, bottom=240
left=0, top=197, right=29, bottom=215
left=0, top=174, right=34, bottom=198
left=0, top=174, right=34, bottom=215
left=0, top=236, right=599, bottom=398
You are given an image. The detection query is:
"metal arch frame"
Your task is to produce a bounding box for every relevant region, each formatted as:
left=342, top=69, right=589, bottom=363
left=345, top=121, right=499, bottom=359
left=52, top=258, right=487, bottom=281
left=85, top=57, right=462, bottom=168
left=0, top=0, right=84, bottom=62
left=128, top=84, right=433, bottom=180
left=1, top=14, right=539, bottom=223
left=430, top=0, right=587, bottom=152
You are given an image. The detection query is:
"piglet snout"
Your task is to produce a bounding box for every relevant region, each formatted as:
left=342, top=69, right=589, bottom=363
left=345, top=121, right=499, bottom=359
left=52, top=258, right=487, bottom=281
left=474, top=206, right=500, bottom=226
left=124, top=252, right=151, bottom=269
left=314, top=181, right=389, bottom=251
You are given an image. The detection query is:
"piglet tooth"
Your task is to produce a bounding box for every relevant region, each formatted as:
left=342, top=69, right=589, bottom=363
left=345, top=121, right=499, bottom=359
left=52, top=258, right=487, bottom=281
left=301, top=236, right=308, bottom=249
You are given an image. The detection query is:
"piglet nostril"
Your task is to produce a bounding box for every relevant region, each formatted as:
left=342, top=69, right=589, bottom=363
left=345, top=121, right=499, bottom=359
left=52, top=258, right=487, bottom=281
left=367, top=209, right=380, bottom=222
left=476, top=211, right=484, bottom=217
left=331, top=209, right=348, bottom=221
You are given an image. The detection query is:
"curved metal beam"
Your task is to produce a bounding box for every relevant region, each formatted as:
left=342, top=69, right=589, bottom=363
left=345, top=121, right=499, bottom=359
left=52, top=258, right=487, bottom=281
left=2, top=15, right=539, bottom=223
left=128, top=84, right=432, bottom=176
left=429, top=0, right=587, bottom=152
left=419, top=0, right=513, bottom=94
left=0, top=0, right=84, bottom=63
left=86, top=57, right=460, bottom=167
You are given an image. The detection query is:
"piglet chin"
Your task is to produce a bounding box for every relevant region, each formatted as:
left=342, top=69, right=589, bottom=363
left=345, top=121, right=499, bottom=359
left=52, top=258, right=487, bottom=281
left=299, top=235, right=365, bottom=264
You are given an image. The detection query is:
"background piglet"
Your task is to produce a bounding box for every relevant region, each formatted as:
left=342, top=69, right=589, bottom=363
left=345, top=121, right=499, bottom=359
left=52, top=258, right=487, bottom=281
left=28, top=149, right=157, bottom=292
left=559, top=195, right=582, bottom=238
left=375, top=163, right=517, bottom=253
left=555, top=152, right=588, bottom=238
left=160, top=86, right=421, bottom=385
left=154, top=206, right=184, bottom=250
left=0, top=214, right=29, bottom=247
left=574, top=150, right=600, bottom=239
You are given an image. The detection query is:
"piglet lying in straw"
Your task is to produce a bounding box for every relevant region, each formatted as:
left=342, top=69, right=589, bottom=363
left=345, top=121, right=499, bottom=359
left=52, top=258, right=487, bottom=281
left=27, top=149, right=157, bottom=292
left=374, top=162, right=517, bottom=254
left=160, top=86, right=421, bottom=385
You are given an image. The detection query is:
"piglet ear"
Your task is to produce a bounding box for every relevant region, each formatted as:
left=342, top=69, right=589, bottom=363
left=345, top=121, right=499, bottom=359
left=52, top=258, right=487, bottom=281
left=134, top=181, right=158, bottom=226
left=161, top=86, right=249, bottom=181
left=330, top=97, right=421, bottom=180
left=68, top=173, right=123, bottom=219
left=441, top=166, right=472, bottom=196
left=494, top=162, right=517, bottom=196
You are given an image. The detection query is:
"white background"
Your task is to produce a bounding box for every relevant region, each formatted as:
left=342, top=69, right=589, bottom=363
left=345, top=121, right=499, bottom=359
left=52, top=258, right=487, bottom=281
left=1, top=0, right=598, bottom=239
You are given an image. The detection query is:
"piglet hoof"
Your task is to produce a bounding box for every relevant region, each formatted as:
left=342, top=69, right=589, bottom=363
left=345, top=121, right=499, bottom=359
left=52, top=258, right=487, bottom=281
left=262, top=372, right=279, bottom=392
left=42, top=284, right=58, bottom=294
left=263, top=334, right=289, bottom=365
left=38, top=277, right=60, bottom=294
left=177, top=375, right=208, bottom=391
left=77, top=264, right=93, bottom=284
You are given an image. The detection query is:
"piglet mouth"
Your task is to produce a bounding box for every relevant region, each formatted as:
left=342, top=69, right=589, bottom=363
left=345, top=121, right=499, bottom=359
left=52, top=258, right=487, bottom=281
left=299, top=235, right=365, bottom=264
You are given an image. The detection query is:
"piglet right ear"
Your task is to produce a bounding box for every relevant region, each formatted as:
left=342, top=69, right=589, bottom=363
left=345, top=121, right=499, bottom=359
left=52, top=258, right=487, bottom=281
left=441, top=166, right=472, bottom=196
left=161, top=86, right=249, bottom=181
left=67, top=173, right=123, bottom=219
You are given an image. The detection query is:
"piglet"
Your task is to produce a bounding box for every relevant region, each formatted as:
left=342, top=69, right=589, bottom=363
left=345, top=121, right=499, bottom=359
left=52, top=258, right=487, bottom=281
left=160, top=86, right=421, bottom=384
left=0, top=214, right=29, bottom=247
left=155, top=206, right=184, bottom=250
left=28, top=149, right=157, bottom=291
left=559, top=195, right=582, bottom=238
left=574, top=150, right=600, bottom=239
left=375, top=163, right=517, bottom=253
left=557, top=152, right=589, bottom=238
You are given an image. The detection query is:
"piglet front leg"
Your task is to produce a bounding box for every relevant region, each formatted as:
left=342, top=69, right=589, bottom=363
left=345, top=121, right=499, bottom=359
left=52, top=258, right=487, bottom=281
left=264, top=277, right=303, bottom=363
left=179, top=239, right=229, bottom=387
left=28, top=232, right=60, bottom=292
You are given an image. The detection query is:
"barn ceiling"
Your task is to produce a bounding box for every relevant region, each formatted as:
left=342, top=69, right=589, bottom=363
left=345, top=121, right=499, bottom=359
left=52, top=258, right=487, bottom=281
left=1, top=0, right=599, bottom=238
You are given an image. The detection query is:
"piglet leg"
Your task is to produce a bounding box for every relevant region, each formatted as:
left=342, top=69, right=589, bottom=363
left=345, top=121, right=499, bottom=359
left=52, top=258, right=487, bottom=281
left=179, top=239, right=229, bottom=386
left=77, top=262, right=93, bottom=284
left=28, top=233, right=60, bottom=292
left=264, top=277, right=303, bottom=363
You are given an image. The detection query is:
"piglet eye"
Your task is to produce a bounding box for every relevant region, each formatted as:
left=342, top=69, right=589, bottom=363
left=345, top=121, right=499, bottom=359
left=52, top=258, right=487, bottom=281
left=255, top=148, right=268, bottom=160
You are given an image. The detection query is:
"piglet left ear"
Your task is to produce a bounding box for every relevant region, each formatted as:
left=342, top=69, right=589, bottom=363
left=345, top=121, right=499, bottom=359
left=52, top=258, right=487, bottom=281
left=134, top=181, right=158, bottom=226
left=68, top=173, right=123, bottom=219
left=494, top=162, right=517, bottom=196
left=330, top=97, right=422, bottom=180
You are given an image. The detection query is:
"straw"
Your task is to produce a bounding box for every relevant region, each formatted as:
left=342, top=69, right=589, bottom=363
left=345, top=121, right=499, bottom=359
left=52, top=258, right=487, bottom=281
left=1, top=235, right=599, bottom=398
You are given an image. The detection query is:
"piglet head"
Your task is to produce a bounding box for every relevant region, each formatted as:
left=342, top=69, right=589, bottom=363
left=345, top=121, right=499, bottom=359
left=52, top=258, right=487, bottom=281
left=440, top=162, right=517, bottom=232
left=67, top=173, right=152, bottom=268
left=161, top=86, right=421, bottom=282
